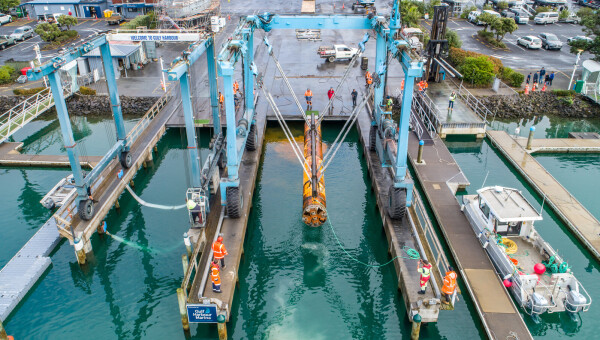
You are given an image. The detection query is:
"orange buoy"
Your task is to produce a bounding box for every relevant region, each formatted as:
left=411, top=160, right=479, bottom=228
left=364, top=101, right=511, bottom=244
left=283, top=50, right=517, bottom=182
left=510, top=258, right=519, bottom=266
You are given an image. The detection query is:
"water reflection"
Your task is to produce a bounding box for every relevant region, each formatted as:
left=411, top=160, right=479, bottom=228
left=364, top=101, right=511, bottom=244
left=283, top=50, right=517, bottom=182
left=490, top=115, right=600, bottom=139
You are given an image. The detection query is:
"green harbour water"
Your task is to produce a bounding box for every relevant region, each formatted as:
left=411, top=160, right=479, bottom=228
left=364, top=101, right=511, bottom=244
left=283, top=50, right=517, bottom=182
left=1, top=115, right=599, bottom=339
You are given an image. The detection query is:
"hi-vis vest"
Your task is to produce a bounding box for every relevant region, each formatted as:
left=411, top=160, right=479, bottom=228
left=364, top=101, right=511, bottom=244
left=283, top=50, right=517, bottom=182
left=442, top=271, right=457, bottom=295
left=211, top=264, right=221, bottom=285
left=449, top=93, right=456, bottom=102
left=212, top=241, right=227, bottom=259
left=419, top=264, right=432, bottom=281
left=305, top=90, right=312, bottom=97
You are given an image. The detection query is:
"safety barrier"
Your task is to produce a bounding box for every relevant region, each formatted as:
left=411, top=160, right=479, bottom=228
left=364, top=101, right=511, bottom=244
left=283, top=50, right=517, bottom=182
left=125, top=88, right=172, bottom=148
left=449, top=78, right=494, bottom=124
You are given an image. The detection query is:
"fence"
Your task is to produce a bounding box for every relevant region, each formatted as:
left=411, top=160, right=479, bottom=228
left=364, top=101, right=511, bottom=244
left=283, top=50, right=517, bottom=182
left=450, top=78, right=495, bottom=124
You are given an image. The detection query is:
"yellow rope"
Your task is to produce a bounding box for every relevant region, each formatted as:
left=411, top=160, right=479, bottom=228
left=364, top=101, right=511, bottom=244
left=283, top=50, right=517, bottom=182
left=501, top=238, right=518, bottom=255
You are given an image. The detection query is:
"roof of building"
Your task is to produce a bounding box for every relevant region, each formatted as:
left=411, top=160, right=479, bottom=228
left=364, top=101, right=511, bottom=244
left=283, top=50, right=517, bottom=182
left=84, top=43, right=140, bottom=58
left=477, top=186, right=542, bottom=223
left=25, top=0, right=106, bottom=4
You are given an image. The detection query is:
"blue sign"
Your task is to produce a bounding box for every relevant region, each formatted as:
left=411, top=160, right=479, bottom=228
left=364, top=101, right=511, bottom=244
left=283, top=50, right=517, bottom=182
left=187, top=304, right=218, bottom=323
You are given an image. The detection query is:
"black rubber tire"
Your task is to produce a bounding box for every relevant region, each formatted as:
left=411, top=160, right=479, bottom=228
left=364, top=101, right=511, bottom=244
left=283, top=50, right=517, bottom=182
left=226, top=186, right=242, bottom=218
left=328, top=56, right=335, bottom=63
left=120, top=151, right=133, bottom=169
left=78, top=199, right=94, bottom=221
left=369, top=125, right=377, bottom=151
left=245, top=124, right=257, bottom=151
left=388, top=186, right=406, bottom=220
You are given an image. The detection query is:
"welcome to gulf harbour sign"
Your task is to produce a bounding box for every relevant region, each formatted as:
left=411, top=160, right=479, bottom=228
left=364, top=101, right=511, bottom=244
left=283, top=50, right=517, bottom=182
left=109, top=33, right=202, bottom=42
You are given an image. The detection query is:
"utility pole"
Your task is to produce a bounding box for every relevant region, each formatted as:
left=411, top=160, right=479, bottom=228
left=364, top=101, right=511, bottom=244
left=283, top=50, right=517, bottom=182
left=568, top=49, right=583, bottom=91
left=34, top=44, right=47, bottom=88
left=159, top=56, right=167, bottom=92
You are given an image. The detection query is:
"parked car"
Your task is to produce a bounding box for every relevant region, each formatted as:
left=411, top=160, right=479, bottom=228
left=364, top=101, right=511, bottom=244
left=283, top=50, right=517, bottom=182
left=503, top=9, right=529, bottom=24
left=0, top=13, right=12, bottom=25
left=0, top=35, right=16, bottom=49
left=534, top=12, right=559, bottom=24
left=517, top=35, right=543, bottom=49
left=317, top=44, right=359, bottom=62
left=567, top=35, right=594, bottom=44
left=468, top=10, right=501, bottom=25
left=558, top=12, right=581, bottom=24
left=509, top=8, right=530, bottom=24
left=539, top=33, right=563, bottom=50
left=10, top=26, right=34, bottom=41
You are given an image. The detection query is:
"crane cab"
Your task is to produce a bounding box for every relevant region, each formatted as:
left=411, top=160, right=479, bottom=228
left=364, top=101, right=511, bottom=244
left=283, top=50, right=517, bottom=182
left=186, top=188, right=208, bottom=228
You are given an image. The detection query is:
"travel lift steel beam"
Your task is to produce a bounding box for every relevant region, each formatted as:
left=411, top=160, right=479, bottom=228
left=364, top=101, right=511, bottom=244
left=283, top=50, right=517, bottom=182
left=216, top=9, right=422, bottom=220
left=165, top=36, right=225, bottom=221
left=27, top=34, right=132, bottom=223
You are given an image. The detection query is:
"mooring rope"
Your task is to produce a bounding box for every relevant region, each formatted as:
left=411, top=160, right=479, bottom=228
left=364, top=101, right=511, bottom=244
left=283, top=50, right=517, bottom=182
left=326, top=212, right=420, bottom=268
left=122, top=179, right=186, bottom=210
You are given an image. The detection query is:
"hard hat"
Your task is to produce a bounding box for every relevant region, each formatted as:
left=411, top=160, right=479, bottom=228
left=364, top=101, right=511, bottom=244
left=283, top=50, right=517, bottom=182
left=187, top=200, right=196, bottom=210
left=217, top=236, right=223, bottom=242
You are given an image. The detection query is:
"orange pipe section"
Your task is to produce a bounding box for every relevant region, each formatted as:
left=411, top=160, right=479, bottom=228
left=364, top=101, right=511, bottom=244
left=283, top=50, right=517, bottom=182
left=302, top=119, right=327, bottom=227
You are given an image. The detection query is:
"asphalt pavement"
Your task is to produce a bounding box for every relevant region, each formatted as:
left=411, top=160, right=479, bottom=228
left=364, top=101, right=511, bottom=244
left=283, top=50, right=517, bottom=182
left=0, top=18, right=114, bottom=64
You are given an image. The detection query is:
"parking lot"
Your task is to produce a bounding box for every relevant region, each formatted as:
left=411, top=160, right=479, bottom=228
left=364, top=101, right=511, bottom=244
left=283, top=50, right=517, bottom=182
left=0, top=18, right=114, bottom=64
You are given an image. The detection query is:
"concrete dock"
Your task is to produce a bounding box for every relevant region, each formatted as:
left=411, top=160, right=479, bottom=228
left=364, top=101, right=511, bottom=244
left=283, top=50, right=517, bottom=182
left=407, top=125, right=533, bottom=340
left=356, top=110, right=442, bottom=322
left=488, top=130, right=600, bottom=261
left=0, top=142, right=102, bottom=168
left=514, top=135, right=600, bottom=153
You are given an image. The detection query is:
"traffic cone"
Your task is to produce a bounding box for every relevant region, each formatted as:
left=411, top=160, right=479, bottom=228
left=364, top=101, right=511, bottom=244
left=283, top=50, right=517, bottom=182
left=524, top=84, right=529, bottom=95
left=342, top=3, right=345, bottom=9
left=541, top=83, right=547, bottom=92
left=228, top=15, right=230, bottom=20
left=532, top=83, right=537, bottom=92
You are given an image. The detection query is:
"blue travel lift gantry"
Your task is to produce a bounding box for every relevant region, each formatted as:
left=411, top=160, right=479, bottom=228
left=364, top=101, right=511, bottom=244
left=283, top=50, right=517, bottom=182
left=27, top=35, right=133, bottom=226
left=216, top=5, right=423, bottom=220
left=165, top=34, right=226, bottom=225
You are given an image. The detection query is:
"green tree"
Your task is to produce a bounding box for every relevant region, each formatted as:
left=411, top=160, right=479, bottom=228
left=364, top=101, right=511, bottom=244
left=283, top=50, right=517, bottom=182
left=478, top=12, right=499, bottom=32
left=0, top=0, right=18, bottom=13
left=57, top=15, right=77, bottom=30
left=572, top=8, right=600, bottom=61
left=460, top=5, right=477, bottom=19
left=446, top=29, right=462, bottom=48
left=404, top=7, right=421, bottom=28
left=497, top=1, right=508, bottom=10
left=34, top=23, right=62, bottom=42
left=459, top=56, right=495, bottom=86
left=491, top=17, right=518, bottom=42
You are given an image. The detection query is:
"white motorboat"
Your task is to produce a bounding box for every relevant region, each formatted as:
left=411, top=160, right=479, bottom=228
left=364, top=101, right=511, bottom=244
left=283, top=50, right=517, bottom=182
left=462, top=186, right=591, bottom=318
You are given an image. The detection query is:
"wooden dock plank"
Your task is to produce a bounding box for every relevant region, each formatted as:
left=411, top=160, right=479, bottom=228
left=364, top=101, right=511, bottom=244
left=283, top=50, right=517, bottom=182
left=488, top=130, right=600, bottom=261
left=515, top=136, right=600, bottom=153
left=407, top=129, right=532, bottom=340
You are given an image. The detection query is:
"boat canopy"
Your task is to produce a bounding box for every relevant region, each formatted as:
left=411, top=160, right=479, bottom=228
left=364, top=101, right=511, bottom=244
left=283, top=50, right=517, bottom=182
left=476, top=186, right=542, bottom=223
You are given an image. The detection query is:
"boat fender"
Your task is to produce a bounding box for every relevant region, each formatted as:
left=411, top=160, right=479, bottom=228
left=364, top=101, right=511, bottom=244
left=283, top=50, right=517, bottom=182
left=502, top=273, right=512, bottom=280
left=483, top=241, right=489, bottom=248
left=503, top=279, right=512, bottom=288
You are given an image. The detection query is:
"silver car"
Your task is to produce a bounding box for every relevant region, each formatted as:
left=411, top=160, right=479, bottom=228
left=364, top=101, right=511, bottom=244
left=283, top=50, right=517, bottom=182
left=10, top=26, right=34, bottom=41
left=539, top=33, right=563, bottom=50
left=517, top=36, right=543, bottom=49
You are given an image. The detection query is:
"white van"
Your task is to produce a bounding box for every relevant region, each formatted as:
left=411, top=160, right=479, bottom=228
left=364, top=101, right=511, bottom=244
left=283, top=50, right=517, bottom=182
left=534, top=12, right=559, bottom=25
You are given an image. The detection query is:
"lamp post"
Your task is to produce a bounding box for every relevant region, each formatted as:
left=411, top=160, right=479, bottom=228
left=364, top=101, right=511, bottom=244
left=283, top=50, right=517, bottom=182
left=159, top=56, right=167, bottom=92
left=34, top=44, right=48, bottom=88
left=568, top=49, right=583, bottom=91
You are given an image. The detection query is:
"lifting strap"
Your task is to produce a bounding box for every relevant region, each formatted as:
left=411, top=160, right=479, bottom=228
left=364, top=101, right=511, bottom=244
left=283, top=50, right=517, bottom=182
left=123, top=181, right=187, bottom=210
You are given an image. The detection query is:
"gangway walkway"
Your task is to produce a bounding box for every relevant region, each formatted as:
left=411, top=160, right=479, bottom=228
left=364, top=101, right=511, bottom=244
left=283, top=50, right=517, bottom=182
left=406, top=131, right=533, bottom=340
left=488, top=130, right=600, bottom=261
left=0, top=142, right=102, bottom=168
left=0, top=85, right=73, bottom=144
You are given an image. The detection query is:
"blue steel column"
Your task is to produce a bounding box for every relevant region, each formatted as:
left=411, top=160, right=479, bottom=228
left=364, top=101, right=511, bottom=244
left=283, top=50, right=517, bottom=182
left=206, top=38, right=221, bottom=133
left=180, top=72, right=202, bottom=188
left=374, top=31, right=387, bottom=124
left=47, top=72, right=87, bottom=198
left=222, top=71, right=239, bottom=180
left=244, top=31, right=254, bottom=114
left=99, top=43, right=127, bottom=144
left=395, top=72, right=416, bottom=182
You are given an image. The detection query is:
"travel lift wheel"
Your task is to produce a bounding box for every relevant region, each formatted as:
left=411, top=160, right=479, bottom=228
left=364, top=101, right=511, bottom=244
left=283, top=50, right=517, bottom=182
left=388, top=186, right=407, bottom=220
left=246, top=123, right=257, bottom=151
left=226, top=186, right=243, bottom=218
left=120, top=151, right=133, bottom=169
left=78, top=199, right=94, bottom=221
left=369, top=125, right=377, bottom=151
left=218, top=151, right=227, bottom=169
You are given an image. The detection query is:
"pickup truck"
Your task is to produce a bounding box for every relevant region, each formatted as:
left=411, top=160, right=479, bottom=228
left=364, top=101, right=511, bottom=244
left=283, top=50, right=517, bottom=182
left=317, top=44, right=359, bottom=62
left=0, top=35, right=16, bottom=50
left=107, top=15, right=125, bottom=25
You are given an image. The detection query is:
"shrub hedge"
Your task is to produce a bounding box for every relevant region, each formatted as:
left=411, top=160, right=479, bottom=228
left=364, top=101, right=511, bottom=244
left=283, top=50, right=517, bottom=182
left=13, top=87, right=47, bottom=95
left=79, top=86, right=96, bottom=95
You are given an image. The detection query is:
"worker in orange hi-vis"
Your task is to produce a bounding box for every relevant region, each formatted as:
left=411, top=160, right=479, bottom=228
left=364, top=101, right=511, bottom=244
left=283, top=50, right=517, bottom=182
left=210, top=259, right=222, bottom=293
left=423, top=80, right=429, bottom=93
left=213, top=235, right=229, bottom=268
left=233, top=80, right=240, bottom=94
left=416, top=81, right=424, bottom=93
left=304, top=88, right=313, bottom=108
left=400, top=79, right=405, bottom=91
left=218, top=91, right=224, bottom=111
left=441, top=266, right=457, bottom=305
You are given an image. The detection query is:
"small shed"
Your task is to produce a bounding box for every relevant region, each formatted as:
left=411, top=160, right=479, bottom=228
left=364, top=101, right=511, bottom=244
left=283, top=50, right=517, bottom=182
left=581, top=60, right=600, bottom=103
left=21, top=0, right=109, bottom=20
left=82, top=43, right=143, bottom=80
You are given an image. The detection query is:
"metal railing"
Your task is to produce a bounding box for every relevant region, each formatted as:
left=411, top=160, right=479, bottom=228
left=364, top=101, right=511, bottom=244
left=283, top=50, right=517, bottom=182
left=77, top=73, right=94, bottom=87
left=0, top=84, right=73, bottom=144
left=412, top=91, right=441, bottom=135
left=125, top=88, right=172, bottom=148
left=450, top=78, right=494, bottom=124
